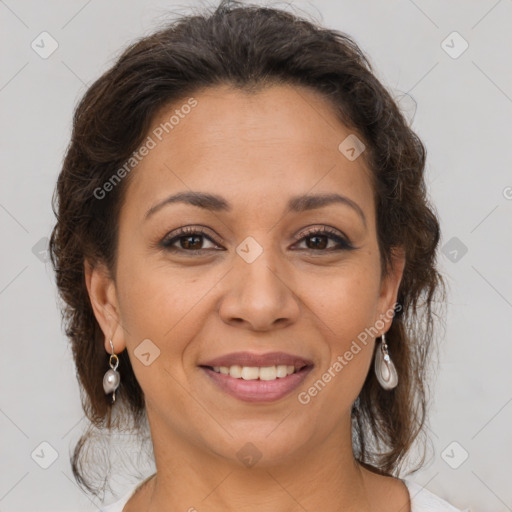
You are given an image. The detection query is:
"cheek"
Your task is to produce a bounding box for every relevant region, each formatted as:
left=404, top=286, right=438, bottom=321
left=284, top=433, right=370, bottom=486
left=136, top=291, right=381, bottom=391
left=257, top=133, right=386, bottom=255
left=115, top=254, right=221, bottom=344
left=299, top=270, right=380, bottom=412
left=298, top=256, right=381, bottom=386
left=303, top=262, right=382, bottom=342
left=114, top=256, right=213, bottom=401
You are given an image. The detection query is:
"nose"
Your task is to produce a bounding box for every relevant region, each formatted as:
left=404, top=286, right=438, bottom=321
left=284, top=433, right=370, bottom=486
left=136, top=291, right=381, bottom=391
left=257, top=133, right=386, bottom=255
left=218, top=247, right=301, bottom=331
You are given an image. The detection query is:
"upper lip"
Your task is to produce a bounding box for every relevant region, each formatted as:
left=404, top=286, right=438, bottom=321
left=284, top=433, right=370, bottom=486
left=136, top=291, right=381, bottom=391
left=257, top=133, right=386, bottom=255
left=200, top=351, right=313, bottom=370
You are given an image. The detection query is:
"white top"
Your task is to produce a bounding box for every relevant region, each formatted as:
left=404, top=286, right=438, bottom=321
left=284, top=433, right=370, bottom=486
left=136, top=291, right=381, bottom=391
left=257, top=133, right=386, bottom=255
left=99, top=476, right=471, bottom=512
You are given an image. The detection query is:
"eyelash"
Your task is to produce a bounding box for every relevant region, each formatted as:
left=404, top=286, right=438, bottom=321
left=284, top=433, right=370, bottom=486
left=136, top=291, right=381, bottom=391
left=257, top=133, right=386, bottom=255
left=160, top=225, right=355, bottom=255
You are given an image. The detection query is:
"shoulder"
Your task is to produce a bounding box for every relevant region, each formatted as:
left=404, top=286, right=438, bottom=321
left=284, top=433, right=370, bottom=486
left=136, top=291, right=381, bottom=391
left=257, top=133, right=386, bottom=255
left=403, top=479, right=471, bottom=512
left=99, top=489, right=132, bottom=512
left=99, top=474, right=154, bottom=512
left=100, top=475, right=471, bottom=512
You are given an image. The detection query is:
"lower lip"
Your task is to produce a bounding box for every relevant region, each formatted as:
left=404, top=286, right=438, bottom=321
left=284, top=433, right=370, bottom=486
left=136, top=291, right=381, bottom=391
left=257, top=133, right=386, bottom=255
left=201, top=366, right=313, bottom=403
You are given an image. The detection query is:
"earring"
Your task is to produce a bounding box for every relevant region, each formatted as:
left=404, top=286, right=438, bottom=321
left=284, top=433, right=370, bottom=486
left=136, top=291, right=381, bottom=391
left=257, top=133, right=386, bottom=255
left=374, top=333, right=398, bottom=390
left=103, top=339, right=120, bottom=403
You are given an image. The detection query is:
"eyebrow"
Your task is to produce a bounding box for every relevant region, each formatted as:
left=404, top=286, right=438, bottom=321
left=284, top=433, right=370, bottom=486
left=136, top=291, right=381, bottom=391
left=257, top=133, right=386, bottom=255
left=144, top=191, right=367, bottom=227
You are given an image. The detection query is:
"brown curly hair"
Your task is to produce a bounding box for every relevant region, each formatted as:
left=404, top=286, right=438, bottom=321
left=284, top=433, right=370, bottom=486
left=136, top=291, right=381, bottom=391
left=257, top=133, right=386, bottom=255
left=49, top=0, right=445, bottom=497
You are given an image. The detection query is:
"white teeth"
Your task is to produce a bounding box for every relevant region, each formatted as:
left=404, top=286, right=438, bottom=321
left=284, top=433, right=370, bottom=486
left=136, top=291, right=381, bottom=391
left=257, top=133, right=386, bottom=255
left=259, top=366, right=277, bottom=381
left=241, top=366, right=260, bottom=380
left=276, top=365, right=288, bottom=378
left=229, top=365, right=242, bottom=378
left=212, top=364, right=298, bottom=380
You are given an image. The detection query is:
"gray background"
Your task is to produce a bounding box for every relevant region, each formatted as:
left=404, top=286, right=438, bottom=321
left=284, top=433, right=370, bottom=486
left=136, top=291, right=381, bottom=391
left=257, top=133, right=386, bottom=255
left=1, top=0, right=511, bottom=510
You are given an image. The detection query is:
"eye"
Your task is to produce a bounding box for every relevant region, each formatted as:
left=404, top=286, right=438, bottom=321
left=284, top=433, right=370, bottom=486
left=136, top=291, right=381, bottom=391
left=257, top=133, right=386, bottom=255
left=160, top=226, right=223, bottom=253
left=159, top=225, right=355, bottom=255
left=293, top=226, right=355, bottom=252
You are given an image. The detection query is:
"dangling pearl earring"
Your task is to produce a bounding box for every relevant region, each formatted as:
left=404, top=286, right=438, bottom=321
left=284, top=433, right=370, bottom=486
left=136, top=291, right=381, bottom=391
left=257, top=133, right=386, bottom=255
left=374, top=333, right=398, bottom=390
left=103, top=339, right=120, bottom=402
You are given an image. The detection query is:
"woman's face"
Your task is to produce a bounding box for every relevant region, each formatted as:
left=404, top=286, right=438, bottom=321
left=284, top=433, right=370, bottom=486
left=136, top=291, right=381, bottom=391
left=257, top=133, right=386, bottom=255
left=88, top=83, right=404, bottom=467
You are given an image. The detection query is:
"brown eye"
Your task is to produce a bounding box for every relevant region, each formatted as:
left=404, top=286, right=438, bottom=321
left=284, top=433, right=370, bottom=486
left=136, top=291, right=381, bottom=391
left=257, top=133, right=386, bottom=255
left=161, top=227, right=222, bottom=253
left=178, top=234, right=205, bottom=250
left=294, top=227, right=354, bottom=252
left=305, top=234, right=329, bottom=250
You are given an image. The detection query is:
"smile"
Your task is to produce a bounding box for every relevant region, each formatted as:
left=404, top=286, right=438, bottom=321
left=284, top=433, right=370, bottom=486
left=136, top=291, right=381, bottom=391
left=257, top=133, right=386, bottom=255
left=199, top=351, right=314, bottom=403
left=210, top=364, right=298, bottom=380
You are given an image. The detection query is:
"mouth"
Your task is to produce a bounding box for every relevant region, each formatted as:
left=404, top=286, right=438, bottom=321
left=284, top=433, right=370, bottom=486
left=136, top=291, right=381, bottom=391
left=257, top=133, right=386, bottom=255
left=202, top=363, right=307, bottom=380
left=198, top=351, right=314, bottom=403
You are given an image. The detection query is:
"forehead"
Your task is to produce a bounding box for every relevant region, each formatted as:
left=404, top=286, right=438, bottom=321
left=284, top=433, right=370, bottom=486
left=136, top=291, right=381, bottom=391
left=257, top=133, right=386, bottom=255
left=123, top=83, right=375, bottom=219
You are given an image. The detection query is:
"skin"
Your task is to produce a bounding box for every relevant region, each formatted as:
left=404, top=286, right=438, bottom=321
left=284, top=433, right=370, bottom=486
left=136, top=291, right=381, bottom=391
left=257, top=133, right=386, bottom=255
left=86, top=83, right=410, bottom=512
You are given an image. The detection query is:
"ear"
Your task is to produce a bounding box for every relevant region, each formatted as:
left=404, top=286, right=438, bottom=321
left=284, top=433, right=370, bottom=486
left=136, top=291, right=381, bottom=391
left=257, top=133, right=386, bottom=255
left=375, top=246, right=406, bottom=334
left=84, top=259, right=126, bottom=354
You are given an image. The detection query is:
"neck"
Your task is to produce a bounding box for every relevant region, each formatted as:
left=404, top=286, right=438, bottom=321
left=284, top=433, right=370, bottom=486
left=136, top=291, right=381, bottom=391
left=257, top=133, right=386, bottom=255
left=138, top=408, right=375, bottom=512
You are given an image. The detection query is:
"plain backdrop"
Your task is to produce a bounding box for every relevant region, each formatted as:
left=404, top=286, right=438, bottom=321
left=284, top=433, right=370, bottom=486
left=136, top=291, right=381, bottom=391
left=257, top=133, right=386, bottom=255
left=1, top=1, right=511, bottom=511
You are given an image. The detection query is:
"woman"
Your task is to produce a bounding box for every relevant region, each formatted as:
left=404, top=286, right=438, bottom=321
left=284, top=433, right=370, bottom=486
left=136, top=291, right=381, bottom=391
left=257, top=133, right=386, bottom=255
left=49, top=1, right=470, bottom=510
